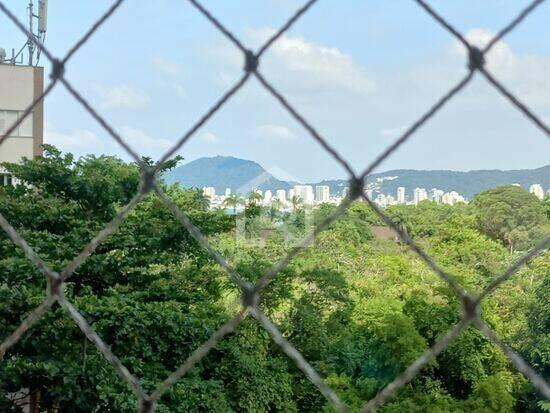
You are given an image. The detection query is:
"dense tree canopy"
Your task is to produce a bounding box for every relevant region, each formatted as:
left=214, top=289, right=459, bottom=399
left=471, top=185, right=548, bottom=253
left=0, top=147, right=548, bottom=412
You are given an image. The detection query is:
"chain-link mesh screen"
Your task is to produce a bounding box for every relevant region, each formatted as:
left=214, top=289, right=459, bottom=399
left=0, top=0, right=549, bottom=411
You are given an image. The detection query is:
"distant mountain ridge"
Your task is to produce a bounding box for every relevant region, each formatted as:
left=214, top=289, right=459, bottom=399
left=164, top=156, right=550, bottom=199
left=317, top=166, right=550, bottom=199
left=164, top=156, right=291, bottom=195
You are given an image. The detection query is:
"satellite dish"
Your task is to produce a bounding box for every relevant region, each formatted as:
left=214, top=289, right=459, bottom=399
left=38, top=0, right=47, bottom=33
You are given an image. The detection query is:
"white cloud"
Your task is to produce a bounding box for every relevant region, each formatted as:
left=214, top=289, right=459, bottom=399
left=450, top=28, right=550, bottom=109
left=97, top=85, right=149, bottom=110
left=44, top=124, right=106, bottom=154
left=152, top=57, right=186, bottom=98
left=45, top=124, right=175, bottom=160
left=152, top=57, right=183, bottom=77
left=253, top=124, right=297, bottom=142
left=380, top=126, right=407, bottom=138
left=120, top=126, right=173, bottom=154
left=212, top=28, right=376, bottom=98
left=250, top=28, right=376, bottom=97
left=201, top=131, right=221, bottom=143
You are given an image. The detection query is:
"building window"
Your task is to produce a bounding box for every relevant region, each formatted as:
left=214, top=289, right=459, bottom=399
left=0, top=110, right=33, bottom=137
left=0, top=174, right=13, bottom=186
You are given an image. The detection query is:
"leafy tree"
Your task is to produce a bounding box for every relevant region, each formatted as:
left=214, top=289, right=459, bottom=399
left=290, top=195, right=303, bottom=212
left=247, top=191, right=263, bottom=206
left=223, top=193, right=244, bottom=214
left=472, top=185, right=548, bottom=253
left=0, top=148, right=235, bottom=411
left=1, top=147, right=547, bottom=412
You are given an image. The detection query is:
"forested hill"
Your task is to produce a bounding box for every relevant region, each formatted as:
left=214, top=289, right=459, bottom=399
left=164, top=156, right=291, bottom=194
left=165, top=156, right=549, bottom=199
left=318, top=165, right=550, bottom=199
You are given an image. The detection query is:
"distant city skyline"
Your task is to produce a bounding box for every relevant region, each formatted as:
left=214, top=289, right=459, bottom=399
left=201, top=181, right=547, bottom=211
left=1, top=1, right=549, bottom=181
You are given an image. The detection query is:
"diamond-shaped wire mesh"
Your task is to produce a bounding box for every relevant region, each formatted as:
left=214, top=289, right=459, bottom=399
left=0, top=0, right=549, bottom=411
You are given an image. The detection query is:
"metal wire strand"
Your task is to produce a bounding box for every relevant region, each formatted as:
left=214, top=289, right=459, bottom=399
left=0, top=0, right=548, bottom=411
left=361, top=320, right=470, bottom=412
left=250, top=306, right=350, bottom=413
left=475, top=319, right=550, bottom=399
left=57, top=292, right=148, bottom=401
left=149, top=308, right=248, bottom=403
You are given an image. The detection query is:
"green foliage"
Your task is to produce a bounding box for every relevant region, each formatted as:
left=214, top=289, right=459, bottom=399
left=472, top=185, right=549, bottom=253
left=0, top=147, right=548, bottom=411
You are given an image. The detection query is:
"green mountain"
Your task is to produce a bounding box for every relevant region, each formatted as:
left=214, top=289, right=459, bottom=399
left=164, top=156, right=549, bottom=200
left=317, top=166, right=550, bottom=199
left=164, top=156, right=291, bottom=195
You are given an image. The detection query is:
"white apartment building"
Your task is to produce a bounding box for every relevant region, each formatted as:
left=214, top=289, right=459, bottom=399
left=429, top=188, right=444, bottom=204
left=203, top=186, right=215, bottom=199
left=397, top=187, right=405, bottom=204
left=225, top=187, right=231, bottom=197
left=529, top=184, right=545, bottom=200
left=441, top=191, right=465, bottom=205
left=315, top=185, right=330, bottom=202
left=276, top=189, right=286, bottom=203
left=365, top=189, right=373, bottom=200
left=0, top=63, right=44, bottom=184
left=413, top=187, right=428, bottom=204
left=293, top=185, right=314, bottom=204
left=264, top=189, right=273, bottom=203
left=342, top=187, right=350, bottom=198
left=375, top=193, right=388, bottom=207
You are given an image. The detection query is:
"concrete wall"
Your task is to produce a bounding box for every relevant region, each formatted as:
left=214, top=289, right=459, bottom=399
left=0, top=64, right=43, bottom=172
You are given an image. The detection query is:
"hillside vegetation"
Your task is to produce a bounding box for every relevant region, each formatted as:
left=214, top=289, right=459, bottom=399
left=0, top=147, right=549, bottom=412
left=165, top=155, right=550, bottom=198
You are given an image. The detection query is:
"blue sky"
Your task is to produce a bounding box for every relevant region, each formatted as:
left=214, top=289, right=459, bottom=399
left=1, top=0, right=549, bottom=182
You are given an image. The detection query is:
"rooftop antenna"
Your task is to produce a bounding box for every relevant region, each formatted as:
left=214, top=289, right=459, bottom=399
left=1, top=0, right=47, bottom=66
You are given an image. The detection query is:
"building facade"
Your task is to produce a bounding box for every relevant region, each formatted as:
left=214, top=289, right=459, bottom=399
left=293, top=185, right=314, bottom=204
left=315, top=185, right=330, bottom=202
left=0, top=64, right=44, bottom=182
left=202, top=186, right=215, bottom=199
left=413, top=187, right=428, bottom=204
left=276, top=189, right=286, bottom=203
left=529, top=184, right=544, bottom=200
left=396, top=187, right=405, bottom=204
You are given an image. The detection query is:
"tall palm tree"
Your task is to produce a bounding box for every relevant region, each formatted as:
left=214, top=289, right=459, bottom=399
left=290, top=195, right=303, bottom=212
left=248, top=191, right=263, bottom=206
left=269, top=198, right=282, bottom=221
left=195, top=190, right=210, bottom=210
left=223, top=193, right=244, bottom=214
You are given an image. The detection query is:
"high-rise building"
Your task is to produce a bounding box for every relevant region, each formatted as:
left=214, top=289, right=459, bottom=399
left=203, top=186, right=215, bottom=199
left=365, top=189, right=373, bottom=200
left=441, top=191, right=466, bottom=205
left=225, top=188, right=231, bottom=197
left=375, top=193, right=388, bottom=207
left=315, top=185, right=330, bottom=202
left=429, top=188, right=444, bottom=204
left=529, top=184, right=545, bottom=200
left=413, top=187, right=428, bottom=204
left=0, top=63, right=44, bottom=185
left=342, top=187, right=350, bottom=198
left=276, top=189, right=286, bottom=203
left=293, top=185, right=314, bottom=204
left=288, top=188, right=295, bottom=200
left=397, top=187, right=405, bottom=204
left=264, top=190, right=273, bottom=203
